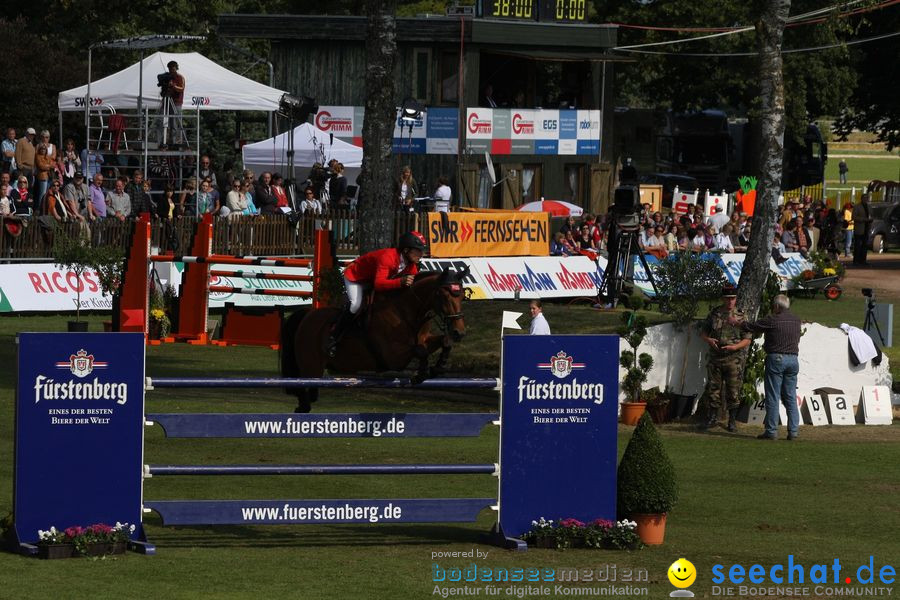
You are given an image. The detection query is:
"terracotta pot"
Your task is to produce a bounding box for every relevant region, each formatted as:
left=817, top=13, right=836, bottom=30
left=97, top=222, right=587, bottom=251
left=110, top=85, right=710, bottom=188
left=620, top=402, right=647, bottom=426
left=632, top=513, right=667, bottom=545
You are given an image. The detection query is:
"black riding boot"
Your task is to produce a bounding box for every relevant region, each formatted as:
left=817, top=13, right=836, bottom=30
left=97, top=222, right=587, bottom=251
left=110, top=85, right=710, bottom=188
left=702, top=408, right=719, bottom=430
left=726, top=408, right=738, bottom=432
left=326, top=310, right=354, bottom=358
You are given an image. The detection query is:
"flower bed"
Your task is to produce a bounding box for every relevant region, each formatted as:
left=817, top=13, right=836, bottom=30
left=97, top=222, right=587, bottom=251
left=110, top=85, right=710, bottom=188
left=521, top=517, right=642, bottom=551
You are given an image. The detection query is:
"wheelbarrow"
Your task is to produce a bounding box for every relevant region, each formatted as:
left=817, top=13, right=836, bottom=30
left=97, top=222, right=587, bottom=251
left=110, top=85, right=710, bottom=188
left=794, top=275, right=842, bottom=300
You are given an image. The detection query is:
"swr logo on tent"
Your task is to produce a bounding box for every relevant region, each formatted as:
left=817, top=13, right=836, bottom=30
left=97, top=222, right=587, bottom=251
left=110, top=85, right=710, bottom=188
left=191, top=96, right=211, bottom=106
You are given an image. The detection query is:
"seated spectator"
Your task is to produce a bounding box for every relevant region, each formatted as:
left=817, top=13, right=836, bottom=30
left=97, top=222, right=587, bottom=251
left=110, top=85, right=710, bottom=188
left=551, top=232, right=574, bottom=256
left=179, top=178, right=197, bottom=216
left=105, top=177, right=131, bottom=221
left=59, top=138, right=82, bottom=185
left=736, top=224, right=751, bottom=252
left=43, top=179, right=82, bottom=223
left=713, top=224, right=734, bottom=252
left=10, top=175, right=33, bottom=215
left=690, top=227, right=708, bottom=252
left=0, top=183, right=13, bottom=215
left=224, top=178, right=248, bottom=218
left=645, top=226, right=668, bottom=259
left=559, top=216, right=577, bottom=235
left=781, top=221, right=799, bottom=252
left=63, top=172, right=91, bottom=218
left=242, top=181, right=258, bottom=216
left=577, top=225, right=597, bottom=251
left=272, top=173, right=290, bottom=210
left=639, top=222, right=655, bottom=250
left=771, top=232, right=788, bottom=264
left=663, top=225, right=678, bottom=252
left=300, top=186, right=321, bottom=214
left=677, top=226, right=691, bottom=251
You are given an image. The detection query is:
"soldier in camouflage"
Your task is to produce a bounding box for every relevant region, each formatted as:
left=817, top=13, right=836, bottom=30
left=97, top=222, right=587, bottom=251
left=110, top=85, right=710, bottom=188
left=699, top=284, right=752, bottom=431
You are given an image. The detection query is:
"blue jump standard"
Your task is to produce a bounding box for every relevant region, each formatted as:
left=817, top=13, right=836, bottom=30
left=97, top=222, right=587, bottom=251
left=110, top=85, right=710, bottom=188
left=146, top=464, right=498, bottom=476
left=146, top=377, right=500, bottom=389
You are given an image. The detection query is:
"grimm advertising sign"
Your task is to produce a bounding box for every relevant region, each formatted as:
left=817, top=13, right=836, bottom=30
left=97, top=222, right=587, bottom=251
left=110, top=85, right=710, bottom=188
left=426, top=212, right=549, bottom=258
left=499, top=335, right=618, bottom=537
left=13, top=333, right=146, bottom=546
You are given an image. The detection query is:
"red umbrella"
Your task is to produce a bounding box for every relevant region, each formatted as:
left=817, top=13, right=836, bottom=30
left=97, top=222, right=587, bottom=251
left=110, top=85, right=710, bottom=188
left=517, top=200, right=584, bottom=217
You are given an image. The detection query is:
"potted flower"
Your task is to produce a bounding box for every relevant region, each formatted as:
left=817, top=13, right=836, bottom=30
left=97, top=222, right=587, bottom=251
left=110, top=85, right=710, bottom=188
left=618, top=302, right=654, bottom=425
left=147, top=284, right=175, bottom=340
left=521, top=517, right=557, bottom=548
left=35, top=522, right=133, bottom=558
left=617, top=412, right=678, bottom=545
left=583, top=518, right=642, bottom=550
left=36, top=526, right=75, bottom=559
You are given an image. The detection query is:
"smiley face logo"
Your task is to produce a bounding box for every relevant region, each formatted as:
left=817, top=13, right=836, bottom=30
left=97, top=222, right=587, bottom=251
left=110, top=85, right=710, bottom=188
left=668, top=558, right=697, bottom=589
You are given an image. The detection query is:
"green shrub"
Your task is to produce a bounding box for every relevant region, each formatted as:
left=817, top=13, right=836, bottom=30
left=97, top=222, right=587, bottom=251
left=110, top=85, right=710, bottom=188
left=617, top=413, right=678, bottom=515
left=618, top=310, right=654, bottom=403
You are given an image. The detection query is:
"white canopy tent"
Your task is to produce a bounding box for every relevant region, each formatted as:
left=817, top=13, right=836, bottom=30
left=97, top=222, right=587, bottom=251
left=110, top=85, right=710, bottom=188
left=58, top=51, right=285, bottom=113
left=242, top=123, right=362, bottom=184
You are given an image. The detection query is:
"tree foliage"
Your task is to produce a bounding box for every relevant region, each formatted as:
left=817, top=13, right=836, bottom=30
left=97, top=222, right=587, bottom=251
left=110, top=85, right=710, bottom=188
left=617, top=412, right=678, bottom=516
left=652, top=251, right=726, bottom=330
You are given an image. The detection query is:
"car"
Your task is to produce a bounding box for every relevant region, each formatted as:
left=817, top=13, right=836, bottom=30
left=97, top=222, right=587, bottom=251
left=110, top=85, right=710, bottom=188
left=868, top=201, right=900, bottom=253
left=638, top=173, right=700, bottom=211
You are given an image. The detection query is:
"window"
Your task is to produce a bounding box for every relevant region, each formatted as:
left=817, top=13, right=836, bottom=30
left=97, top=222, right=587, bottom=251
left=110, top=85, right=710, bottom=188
left=413, top=48, right=432, bottom=103
left=440, top=52, right=459, bottom=104
left=563, top=164, right=584, bottom=206
left=522, top=164, right=542, bottom=204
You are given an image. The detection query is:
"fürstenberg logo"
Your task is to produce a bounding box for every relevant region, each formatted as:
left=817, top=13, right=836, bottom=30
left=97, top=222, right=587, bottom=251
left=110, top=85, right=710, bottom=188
left=517, top=351, right=604, bottom=404
left=34, top=349, right=127, bottom=405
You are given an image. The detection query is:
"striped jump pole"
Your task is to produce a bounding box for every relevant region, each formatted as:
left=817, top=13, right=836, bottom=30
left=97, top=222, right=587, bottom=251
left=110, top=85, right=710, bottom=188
left=153, top=255, right=313, bottom=268
left=146, top=376, right=500, bottom=389
left=208, top=287, right=312, bottom=298
left=209, top=271, right=313, bottom=282
left=145, top=464, right=498, bottom=476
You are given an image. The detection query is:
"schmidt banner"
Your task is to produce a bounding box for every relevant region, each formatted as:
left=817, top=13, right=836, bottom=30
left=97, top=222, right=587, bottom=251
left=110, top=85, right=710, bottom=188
left=427, top=212, right=549, bottom=258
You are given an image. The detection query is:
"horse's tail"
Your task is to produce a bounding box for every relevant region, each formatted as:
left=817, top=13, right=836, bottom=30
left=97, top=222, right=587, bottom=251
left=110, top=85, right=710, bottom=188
left=280, top=307, right=310, bottom=384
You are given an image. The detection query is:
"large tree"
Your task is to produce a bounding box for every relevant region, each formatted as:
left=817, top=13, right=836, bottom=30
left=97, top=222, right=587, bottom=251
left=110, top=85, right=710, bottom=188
left=737, top=0, right=791, bottom=319
left=357, top=0, right=400, bottom=253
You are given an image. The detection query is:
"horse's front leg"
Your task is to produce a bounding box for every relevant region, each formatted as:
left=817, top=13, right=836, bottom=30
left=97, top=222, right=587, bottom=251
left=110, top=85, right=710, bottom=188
left=411, top=331, right=447, bottom=384
left=430, top=336, right=453, bottom=377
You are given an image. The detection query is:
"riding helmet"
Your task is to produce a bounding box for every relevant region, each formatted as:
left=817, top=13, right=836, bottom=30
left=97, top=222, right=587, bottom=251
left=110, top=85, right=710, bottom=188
left=398, top=231, right=426, bottom=252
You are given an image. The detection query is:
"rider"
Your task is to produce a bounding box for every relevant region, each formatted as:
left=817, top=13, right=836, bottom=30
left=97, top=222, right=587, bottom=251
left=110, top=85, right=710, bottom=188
left=326, top=231, right=427, bottom=356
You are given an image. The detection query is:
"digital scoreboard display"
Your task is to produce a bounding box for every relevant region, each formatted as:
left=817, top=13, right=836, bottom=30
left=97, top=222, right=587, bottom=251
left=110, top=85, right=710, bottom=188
left=480, top=0, right=587, bottom=22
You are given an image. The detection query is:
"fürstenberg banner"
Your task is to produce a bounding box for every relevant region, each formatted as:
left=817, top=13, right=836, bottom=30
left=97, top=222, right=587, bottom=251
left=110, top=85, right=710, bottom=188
left=0, top=253, right=811, bottom=311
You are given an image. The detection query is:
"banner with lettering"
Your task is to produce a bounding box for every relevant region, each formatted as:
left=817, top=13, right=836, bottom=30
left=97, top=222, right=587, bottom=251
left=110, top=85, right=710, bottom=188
left=426, top=212, right=550, bottom=257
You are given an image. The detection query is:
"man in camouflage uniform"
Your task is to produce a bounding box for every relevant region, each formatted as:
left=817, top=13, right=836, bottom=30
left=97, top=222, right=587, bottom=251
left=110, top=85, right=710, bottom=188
left=699, top=284, right=752, bottom=431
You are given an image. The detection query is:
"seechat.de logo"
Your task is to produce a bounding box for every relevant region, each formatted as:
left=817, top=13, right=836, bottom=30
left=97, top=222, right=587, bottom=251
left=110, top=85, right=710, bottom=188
left=668, top=558, right=696, bottom=598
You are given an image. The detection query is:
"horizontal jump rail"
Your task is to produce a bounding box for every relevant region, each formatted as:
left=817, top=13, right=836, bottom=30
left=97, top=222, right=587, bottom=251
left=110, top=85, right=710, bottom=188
left=146, top=377, right=501, bottom=390
left=147, top=413, right=498, bottom=438
left=144, top=498, right=496, bottom=526
left=151, top=255, right=313, bottom=268
left=210, top=270, right=313, bottom=282
left=208, top=286, right=312, bottom=297
left=146, top=464, right=499, bottom=476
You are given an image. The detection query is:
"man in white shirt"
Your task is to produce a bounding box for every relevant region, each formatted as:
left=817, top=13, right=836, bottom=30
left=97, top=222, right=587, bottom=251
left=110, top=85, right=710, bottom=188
left=433, top=176, right=452, bottom=213
left=529, top=299, right=551, bottom=335
left=706, top=205, right=730, bottom=231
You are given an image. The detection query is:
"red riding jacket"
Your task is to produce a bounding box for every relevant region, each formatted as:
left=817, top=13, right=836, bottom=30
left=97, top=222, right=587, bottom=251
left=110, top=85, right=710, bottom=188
left=344, top=248, right=418, bottom=291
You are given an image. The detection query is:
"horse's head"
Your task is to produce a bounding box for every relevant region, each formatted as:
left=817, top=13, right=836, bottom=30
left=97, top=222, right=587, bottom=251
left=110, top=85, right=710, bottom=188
left=435, top=266, right=469, bottom=342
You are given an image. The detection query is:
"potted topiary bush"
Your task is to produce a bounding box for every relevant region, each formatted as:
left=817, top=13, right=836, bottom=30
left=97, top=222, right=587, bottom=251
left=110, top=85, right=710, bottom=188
left=617, top=412, right=678, bottom=545
left=618, top=298, right=654, bottom=425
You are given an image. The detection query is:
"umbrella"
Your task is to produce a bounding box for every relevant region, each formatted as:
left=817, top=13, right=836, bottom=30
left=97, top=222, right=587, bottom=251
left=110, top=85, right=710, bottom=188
left=517, top=200, right=583, bottom=217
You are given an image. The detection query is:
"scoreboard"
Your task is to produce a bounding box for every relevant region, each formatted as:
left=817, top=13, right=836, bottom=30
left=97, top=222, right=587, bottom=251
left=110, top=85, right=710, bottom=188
left=479, top=0, right=588, bottom=22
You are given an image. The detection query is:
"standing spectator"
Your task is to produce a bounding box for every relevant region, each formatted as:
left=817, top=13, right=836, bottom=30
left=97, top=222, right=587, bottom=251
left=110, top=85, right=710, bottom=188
left=742, top=294, right=802, bottom=440
left=820, top=209, right=841, bottom=260
left=127, top=172, right=153, bottom=215
left=58, top=138, right=81, bottom=185
left=299, top=186, right=321, bottom=214
left=529, top=299, right=551, bottom=335
left=851, top=193, right=873, bottom=266
left=63, top=172, right=90, bottom=220
left=2, top=128, right=16, bottom=174
left=37, top=130, right=57, bottom=162
left=663, top=224, right=678, bottom=252
left=88, top=173, right=106, bottom=219
left=34, top=145, right=55, bottom=202
left=805, top=216, right=819, bottom=252
left=329, top=163, right=348, bottom=210
left=195, top=155, right=218, bottom=189
left=14, top=128, right=37, bottom=184
left=792, top=216, right=810, bottom=257
left=254, top=172, right=278, bottom=215
left=781, top=221, right=800, bottom=253
left=0, top=182, right=12, bottom=215
left=158, top=184, right=180, bottom=220
left=706, top=205, right=729, bottom=231
left=736, top=224, right=752, bottom=252
left=271, top=173, right=290, bottom=211
left=395, top=165, right=417, bottom=209
left=105, top=177, right=131, bottom=221
left=838, top=159, right=848, bottom=184
left=841, top=202, right=854, bottom=258
left=81, top=148, right=105, bottom=180
left=157, top=60, right=187, bottom=145
left=433, top=175, right=452, bottom=213
left=178, top=178, right=197, bottom=216
left=196, top=179, right=220, bottom=216
left=699, top=284, right=751, bottom=431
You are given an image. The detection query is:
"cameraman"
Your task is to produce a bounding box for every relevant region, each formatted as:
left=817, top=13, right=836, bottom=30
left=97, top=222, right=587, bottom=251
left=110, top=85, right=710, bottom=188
left=157, top=61, right=186, bottom=146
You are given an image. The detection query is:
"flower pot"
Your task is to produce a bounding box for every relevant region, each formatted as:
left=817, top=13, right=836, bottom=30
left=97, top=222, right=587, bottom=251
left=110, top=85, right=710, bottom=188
left=620, top=402, right=647, bottom=426
left=38, top=543, right=75, bottom=559
left=81, top=541, right=126, bottom=557
left=632, top=513, right=667, bottom=545
left=534, top=537, right=557, bottom=549
left=67, top=321, right=89, bottom=332
left=648, top=403, right=670, bottom=424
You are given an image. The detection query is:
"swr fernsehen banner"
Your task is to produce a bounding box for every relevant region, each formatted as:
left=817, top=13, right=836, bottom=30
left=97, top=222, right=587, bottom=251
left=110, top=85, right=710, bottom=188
left=427, top=212, right=549, bottom=258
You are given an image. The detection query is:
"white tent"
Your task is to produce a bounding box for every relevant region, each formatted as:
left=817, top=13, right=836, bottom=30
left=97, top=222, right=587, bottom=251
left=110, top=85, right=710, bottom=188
left=58, top=51, right=285, bottom=112
left=242, top=123, right=363, bottom=183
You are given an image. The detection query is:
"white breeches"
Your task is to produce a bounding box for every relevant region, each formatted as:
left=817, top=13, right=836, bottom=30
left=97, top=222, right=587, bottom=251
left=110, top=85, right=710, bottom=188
left=345, top=277, right=368, bottom=314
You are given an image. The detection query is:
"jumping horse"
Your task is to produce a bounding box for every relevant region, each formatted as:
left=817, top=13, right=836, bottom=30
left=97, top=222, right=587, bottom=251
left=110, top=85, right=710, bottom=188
left=280, top=267, right=469, bottom=412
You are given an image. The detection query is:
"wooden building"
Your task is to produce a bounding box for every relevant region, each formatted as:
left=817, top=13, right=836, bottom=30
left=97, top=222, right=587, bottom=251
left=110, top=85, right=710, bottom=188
left=218, top=13, right=621, bottom=213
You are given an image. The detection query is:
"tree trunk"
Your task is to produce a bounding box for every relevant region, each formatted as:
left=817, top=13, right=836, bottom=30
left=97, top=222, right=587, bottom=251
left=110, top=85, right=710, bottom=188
left=737, top=0, right=791, bottom=319
left=357, top=0, right=398, bottom=254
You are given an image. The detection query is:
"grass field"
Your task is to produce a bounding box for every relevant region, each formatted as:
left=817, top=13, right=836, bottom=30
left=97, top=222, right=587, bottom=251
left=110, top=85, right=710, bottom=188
left=825, top=156, right=900, bottom=186
left=1, top=299, right=898, bottom=600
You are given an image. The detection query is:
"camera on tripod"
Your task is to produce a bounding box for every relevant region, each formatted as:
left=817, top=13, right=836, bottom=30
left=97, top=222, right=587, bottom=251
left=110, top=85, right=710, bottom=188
left=157, top=72, right=174, bottom=96
left=612, top=185, right=642, bottom=231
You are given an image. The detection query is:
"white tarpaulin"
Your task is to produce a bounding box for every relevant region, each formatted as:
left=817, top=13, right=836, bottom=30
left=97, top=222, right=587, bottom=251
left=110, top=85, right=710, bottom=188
left=58, top=52, right=286, bottom=112
left=242, top=123, right=362, bottom=184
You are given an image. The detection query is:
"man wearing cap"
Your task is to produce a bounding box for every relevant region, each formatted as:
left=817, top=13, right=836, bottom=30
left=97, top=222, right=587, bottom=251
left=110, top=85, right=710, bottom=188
left=14, top=128, right=36, bottom=184
left=63, top=172, right=92, bottom=219
left=707, top=204, right=730, bottom=232
left=699, top=284, right=752, bottom=431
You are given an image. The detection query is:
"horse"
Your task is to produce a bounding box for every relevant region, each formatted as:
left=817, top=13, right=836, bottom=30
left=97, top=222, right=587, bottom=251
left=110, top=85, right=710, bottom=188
left=280, top=267, right=469, bottom=412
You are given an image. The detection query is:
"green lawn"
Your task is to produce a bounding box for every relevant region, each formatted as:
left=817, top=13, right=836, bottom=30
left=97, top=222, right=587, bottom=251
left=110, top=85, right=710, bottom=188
left=825, top=156, right=900, bottom=185
left=0, top=300, right=897, bottom=600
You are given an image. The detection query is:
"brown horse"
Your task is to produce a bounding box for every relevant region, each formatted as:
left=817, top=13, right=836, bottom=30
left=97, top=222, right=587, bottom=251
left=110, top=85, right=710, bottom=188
left=280, top=267, right=469, bottom=412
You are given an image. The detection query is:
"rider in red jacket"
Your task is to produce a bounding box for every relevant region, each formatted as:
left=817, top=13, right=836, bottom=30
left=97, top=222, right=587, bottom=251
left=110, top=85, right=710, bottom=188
left=327, top=231, right=427, bottom=356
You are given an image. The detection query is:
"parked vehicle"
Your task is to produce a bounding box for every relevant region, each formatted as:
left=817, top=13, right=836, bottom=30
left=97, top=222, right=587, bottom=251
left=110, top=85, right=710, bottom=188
left=868, top=201, right=900, bottom=253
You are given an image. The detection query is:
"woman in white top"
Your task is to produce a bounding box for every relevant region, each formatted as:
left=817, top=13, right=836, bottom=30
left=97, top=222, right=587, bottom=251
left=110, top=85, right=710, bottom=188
left=300, top=187, right=321, bottom=214
left=713, top=224, right=735, bottom=252
left=224, top=178, right=248, bottom=218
